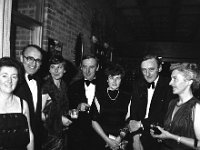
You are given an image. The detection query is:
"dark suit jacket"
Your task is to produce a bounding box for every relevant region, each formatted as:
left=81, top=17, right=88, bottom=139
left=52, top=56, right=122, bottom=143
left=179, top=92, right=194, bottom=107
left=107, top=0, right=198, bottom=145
left=14, top=75, right=43, bottom=149
left=68, top=76, right=106, bottom=109
left=130, top=75, right=175, bottom=149
left=67, top=75, right=106, bottom=150
left=68, top=79, right=88, bottom=109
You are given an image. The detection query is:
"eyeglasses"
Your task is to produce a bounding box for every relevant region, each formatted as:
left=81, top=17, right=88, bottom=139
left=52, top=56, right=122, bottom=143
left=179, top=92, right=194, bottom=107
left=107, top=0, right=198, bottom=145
left=23, top=56, right=42, bottom=64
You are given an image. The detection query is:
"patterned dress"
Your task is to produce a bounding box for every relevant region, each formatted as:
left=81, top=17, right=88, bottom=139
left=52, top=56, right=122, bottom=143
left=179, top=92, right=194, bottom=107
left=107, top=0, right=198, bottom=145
left=0, top=99, right=30, bottom=150
left=162, top=97, right=199, bottom=150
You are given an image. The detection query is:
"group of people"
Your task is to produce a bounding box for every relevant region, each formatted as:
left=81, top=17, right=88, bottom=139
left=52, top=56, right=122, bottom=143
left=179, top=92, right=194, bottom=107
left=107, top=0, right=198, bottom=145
left=0, top=43, right=200, bottom=150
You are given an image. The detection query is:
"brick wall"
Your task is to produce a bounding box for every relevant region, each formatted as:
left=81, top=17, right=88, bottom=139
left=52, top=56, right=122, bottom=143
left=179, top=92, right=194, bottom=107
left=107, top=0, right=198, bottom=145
left=42, top=0, right=93, bottom=62
left=14, top=0, right=114, bottom=64
left=15, top=27, right=32, bottom=60
left=14, top=0, right=37, bottom=60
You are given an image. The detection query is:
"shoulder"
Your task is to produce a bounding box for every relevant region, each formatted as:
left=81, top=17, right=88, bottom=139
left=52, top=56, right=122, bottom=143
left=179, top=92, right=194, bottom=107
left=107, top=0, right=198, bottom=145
left=133, top=77, right=146, bottom=86
left=193, top=97, right=200, bottom=107
left=22, top=99, right=29, bottom=111
left=14, top=95, right=29, bottom=114
left=195, top=102, right=200, bottom=109
left=168, top=98, right=178, bottom=106
left=119, top=90, right=132, bottom=101
left=120, top=90, right=131, bottom=97
left=158, top=75, right=171, bottom=85
left=132, top=78, right=147, bottom=94
left=42, top=77, right=53, bottom=88
left=193, top=99, right=200, bottom=118
left=69, top=79, right=84, bottom=88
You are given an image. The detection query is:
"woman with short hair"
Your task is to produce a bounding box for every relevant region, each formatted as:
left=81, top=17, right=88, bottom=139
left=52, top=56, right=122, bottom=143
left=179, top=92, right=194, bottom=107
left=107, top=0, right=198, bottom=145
left=151, top=63, right=200, bottom=150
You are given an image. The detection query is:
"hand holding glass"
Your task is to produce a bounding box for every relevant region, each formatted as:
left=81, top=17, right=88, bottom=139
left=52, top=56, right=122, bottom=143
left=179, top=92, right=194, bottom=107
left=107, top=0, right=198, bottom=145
left=68, top=109, right=79, bottom=119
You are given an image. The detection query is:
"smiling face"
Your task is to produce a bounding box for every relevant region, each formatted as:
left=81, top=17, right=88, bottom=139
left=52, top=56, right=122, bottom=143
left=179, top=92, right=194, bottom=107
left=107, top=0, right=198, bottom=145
left=169, top=69, right=192, bottom=95
left=0, top=66, right=18, bottom=94
left=21, top=47, right=42, bottom=75
left=81, top=58, right=98, bottom=81
left=49, top=63, right=66, bottom=80
left=141, top=58, right=162, bottom=83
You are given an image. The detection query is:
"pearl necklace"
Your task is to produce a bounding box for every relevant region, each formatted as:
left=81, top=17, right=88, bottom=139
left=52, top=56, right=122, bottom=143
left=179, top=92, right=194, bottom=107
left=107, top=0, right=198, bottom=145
left=107, top=88, right=119, bottom=101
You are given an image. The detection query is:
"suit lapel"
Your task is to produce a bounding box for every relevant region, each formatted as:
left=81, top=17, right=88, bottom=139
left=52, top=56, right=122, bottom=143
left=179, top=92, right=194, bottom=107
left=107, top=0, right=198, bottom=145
left=138, top=82, right=148, bottom=118
left=23, top=77, right=41, bottom=114
left=35, top=77, right=41, bottom=114
left=22, top=80, right=35, bottom=114
left=148, top=76, right=165, bottom=115
left=80, top=79, right=88, bottom=103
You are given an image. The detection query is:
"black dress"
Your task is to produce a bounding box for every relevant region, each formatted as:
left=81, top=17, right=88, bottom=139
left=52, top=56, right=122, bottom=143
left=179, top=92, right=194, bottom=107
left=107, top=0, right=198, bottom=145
left=90, top=89, right=131, bottom=150
left=0, top=99, right=30, bottom=150
left=42, top=77, right=69, bottom=150
left=162, top=97, right=199, bottom=150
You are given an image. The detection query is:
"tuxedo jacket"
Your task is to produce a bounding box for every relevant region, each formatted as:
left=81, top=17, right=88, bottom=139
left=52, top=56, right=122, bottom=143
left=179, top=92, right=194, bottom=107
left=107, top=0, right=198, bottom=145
left=130, top=75, right=175, bottom=128
left=68, top=76, right=106, bottom=110
left=67, top=75, right=106, bottom=136
left=14, top=75, right=43, bottom=141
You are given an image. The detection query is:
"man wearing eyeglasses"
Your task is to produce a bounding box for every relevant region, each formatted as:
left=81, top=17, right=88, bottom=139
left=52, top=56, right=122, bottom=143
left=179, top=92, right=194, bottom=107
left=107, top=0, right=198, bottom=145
left=15, top=44, right=43, bottom=150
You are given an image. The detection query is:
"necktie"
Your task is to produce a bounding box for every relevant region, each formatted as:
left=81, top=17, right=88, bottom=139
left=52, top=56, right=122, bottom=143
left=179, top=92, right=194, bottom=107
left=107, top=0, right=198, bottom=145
left=147, top=82, right=155, bottom=89
left=85, top=79, right=96, bottom=86
left=28, top=74, right=36, bottom=81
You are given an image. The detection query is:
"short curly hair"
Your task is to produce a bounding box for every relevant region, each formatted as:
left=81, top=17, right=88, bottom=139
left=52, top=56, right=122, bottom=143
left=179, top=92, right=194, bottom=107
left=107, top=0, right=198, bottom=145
left=105, top=63, right=125, bottom=79
left=48, top=55, right=67, bottom=71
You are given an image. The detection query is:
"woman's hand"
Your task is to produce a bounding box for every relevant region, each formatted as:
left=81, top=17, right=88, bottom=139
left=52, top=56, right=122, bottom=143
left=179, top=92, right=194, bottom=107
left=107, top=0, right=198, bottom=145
left=105, top=138, right=121, bottom=150
left=150, top=126, right=171, bottom=140
left=62, top=115, right=72, bottom=127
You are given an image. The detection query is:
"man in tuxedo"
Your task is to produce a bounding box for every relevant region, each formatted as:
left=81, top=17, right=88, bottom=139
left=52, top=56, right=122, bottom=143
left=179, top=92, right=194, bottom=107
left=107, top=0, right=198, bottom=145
left=14, top=44, right=43, bottom=150
left=129, top=54, right=175, bottom=150
left=68, top=54, right=106, bottom=150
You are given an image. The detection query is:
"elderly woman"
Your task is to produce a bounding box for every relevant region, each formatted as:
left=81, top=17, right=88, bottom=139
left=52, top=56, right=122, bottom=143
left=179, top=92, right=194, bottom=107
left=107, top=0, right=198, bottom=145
left=41, top=55, right=71, bottom=150
left=90, top=63, right=132, bottom=150
left=150, top=63, right=200, bottom=150
left=0, top=57, right=34, bottom=150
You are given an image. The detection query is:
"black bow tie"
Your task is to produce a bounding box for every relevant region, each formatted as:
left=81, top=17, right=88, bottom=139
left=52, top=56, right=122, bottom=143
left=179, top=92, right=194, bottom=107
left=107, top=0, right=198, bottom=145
left=147, top=82, right=155, bottom=89
left=85, top=79, right=96, bottom=86
left=28, top=74, right=36, bottom=81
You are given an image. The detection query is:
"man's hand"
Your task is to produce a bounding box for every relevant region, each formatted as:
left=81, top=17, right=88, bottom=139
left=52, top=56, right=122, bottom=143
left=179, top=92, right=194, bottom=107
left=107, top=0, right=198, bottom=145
left=128, top=120, right=142, bottom=132
left=77, top=103, right=90, bottom=112
left=133, top=134, right=144, bottom=150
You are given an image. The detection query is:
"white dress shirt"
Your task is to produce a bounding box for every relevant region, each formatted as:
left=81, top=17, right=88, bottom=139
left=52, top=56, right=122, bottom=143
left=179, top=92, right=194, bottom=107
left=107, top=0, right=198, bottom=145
left=84, top=82, right=96, bottom=106
left=145, top=76, right=159, bottom=119
left=25, top=73, right=38, bottom=112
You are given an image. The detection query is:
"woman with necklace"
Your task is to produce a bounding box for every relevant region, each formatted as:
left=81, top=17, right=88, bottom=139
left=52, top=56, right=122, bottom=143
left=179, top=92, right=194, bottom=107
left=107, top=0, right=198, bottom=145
left=0, top=57, right=34, bottom=150
left=90, top=63, right=132, bottom=150
left=41, top=55, right=71, bottom=150
left=150, top=63, right=200, bottom=150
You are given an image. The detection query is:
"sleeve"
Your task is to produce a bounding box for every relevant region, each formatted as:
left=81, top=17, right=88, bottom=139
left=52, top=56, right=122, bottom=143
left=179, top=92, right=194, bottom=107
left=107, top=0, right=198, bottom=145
left=130, top=82, right=140, bottom=120
left=42, top=82, right=49, bottom=94
left=67, top=82, right=81, bottom=109
left=90, top=97, right=100, bottom=121
left=61, top=85, right=70, bottom=115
